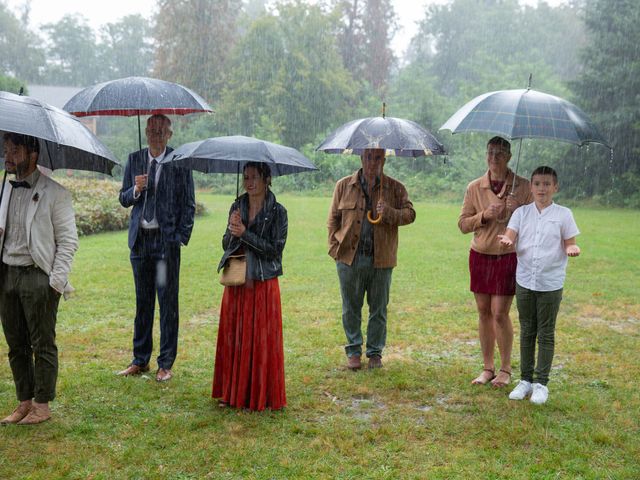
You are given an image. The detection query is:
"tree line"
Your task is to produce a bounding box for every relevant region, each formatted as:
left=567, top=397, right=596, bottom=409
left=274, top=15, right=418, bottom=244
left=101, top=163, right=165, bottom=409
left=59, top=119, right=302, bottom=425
left=1, top=0, right=638, bottom=207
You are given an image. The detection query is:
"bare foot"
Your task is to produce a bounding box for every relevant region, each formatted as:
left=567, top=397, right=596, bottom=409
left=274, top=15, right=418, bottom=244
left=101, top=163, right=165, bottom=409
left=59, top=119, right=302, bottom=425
left=491, top=369, right=512, bottom=388
left=471, top=368, right=495, bottom=385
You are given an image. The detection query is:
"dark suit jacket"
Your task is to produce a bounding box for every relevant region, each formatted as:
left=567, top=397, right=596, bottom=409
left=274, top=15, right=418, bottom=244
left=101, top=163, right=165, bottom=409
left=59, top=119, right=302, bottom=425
left=119, top=147, right=195, bottom=249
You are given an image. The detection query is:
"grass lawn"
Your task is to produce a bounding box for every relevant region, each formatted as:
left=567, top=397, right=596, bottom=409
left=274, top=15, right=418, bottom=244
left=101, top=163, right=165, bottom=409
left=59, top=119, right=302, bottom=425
left=0, top=193, right=638, bottom=479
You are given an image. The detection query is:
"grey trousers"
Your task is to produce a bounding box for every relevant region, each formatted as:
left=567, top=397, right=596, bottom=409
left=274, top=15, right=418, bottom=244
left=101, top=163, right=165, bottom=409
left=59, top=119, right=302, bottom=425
left=336, top=254, right=393, bottom=358
left=516, top=283, right=563, bottom=386
left=0, top=264, right=61, bottom=403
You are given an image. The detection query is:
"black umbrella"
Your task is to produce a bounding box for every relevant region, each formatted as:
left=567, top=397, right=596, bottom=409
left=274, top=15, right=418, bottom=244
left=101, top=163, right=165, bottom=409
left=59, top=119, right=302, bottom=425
left=63, top=76, right=212, bottom=153
left=163, top=135, right=317, bottom=197
left=0, top=90, right=119, bottom=175
left=439, top=79, right=611, bottom=191
left=317, top=105, right=446, bottom=222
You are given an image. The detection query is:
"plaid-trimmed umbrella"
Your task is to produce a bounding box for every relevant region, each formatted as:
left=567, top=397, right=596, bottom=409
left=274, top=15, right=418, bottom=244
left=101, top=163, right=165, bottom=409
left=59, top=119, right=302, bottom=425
left=439, top=84, right=610, bottom=191
left=439, top=88, right=609, bottom=147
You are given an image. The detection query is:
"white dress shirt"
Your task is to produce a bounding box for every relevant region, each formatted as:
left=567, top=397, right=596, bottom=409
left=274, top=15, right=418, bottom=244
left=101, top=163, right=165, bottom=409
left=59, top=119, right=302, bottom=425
left=508, top=202, right=580, bottom=291
left=139, top=149, right=166, bottom=229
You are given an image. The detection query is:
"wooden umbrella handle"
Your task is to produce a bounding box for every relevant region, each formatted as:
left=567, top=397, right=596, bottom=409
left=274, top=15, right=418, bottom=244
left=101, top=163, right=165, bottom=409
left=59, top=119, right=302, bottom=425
left=366, top=172, right=383, bottom=224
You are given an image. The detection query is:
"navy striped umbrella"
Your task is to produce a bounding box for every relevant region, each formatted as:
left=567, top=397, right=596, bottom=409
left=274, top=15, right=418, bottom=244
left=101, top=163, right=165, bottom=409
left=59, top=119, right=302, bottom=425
left=440, top=88, right=610, bottom=147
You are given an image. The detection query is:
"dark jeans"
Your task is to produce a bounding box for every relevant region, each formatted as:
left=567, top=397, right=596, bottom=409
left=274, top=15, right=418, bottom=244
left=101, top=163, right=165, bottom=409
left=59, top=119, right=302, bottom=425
left=0, top=264, right=61, bottom=403
left=130, top=229, right=181, bottom=369
left=516, top=283, right=563, bottom=386
left=336, top=254, right=393, bottom=358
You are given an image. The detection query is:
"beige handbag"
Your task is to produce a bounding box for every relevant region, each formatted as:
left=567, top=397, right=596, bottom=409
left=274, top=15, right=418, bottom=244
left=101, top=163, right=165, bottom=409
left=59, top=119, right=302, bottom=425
left=219, top=254, right=246, bottom=286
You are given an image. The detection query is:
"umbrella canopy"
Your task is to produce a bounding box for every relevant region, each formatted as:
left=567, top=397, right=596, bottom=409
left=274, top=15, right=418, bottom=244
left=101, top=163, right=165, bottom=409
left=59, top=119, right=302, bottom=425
left=439, top=88, right=610, bottom=147
left=0, top=90, right=119, bottom=175
left=62, top=76, right=212, bottom=117
left=164, top=136, right=317, bottom=176
left=316, top=116, right=447, bottom=157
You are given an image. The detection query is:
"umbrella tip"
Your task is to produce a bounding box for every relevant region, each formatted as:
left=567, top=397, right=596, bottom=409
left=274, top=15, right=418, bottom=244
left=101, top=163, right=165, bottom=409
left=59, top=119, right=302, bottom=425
left=19, top=86, right=24, bottom=96
left=527, top=73, right=532, bottom=90
left=382, top=102, right=386, bottom=119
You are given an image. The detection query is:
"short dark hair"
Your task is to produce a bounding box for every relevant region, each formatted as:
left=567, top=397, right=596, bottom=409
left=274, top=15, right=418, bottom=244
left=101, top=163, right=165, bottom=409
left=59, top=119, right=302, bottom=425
left=147, top=114, right=172, bottom=133
left=487, top=136, right=511, bottom=153
left=3, top=132, right=40, bottom=155
left=243, top=162, right=272, bottom=184
left=531, top=165, right=558, bottom=183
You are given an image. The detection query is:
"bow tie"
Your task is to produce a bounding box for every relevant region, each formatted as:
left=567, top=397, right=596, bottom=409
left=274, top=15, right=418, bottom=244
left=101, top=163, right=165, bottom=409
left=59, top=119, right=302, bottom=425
left=9, top=180, right=31, bottom=189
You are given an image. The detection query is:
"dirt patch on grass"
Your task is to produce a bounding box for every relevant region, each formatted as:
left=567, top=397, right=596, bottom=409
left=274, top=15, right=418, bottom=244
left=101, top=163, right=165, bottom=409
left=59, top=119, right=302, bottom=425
left=575, top=303, right=640, bottom=334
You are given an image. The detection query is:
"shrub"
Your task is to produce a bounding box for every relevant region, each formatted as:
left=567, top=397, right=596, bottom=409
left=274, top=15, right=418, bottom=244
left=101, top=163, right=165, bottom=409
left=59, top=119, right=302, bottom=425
left=57, top=178, right=206, bottom=236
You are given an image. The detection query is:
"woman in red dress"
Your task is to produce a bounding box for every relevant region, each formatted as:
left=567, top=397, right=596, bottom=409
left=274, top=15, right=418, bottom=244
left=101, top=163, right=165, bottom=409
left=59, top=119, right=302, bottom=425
left=212, top=162, right=288, bottom=410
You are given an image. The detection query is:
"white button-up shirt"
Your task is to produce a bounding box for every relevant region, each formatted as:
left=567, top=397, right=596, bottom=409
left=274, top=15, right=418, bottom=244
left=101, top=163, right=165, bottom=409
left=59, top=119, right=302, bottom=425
left=138, top=148, right=166, bottom=229
left=508, top=202, right=580, bottom=291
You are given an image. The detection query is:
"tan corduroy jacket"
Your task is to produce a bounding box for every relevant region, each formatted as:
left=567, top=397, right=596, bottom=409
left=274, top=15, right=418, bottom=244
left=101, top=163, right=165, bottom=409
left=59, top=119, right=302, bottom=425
left=458, top=169, right=532, bottom=255
left=328, top=170, right=415, bottom=268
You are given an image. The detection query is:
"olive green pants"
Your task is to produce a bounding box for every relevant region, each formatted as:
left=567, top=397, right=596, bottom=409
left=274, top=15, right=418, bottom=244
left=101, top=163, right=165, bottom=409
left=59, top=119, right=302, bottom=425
left=0, top=265, right=61, bottom=403
left=515, top=283, right=563, bottom=386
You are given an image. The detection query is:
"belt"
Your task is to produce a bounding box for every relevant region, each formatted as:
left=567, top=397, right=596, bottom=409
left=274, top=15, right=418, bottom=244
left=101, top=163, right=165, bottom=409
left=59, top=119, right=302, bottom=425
left=140, top=227, right=160, bottom=235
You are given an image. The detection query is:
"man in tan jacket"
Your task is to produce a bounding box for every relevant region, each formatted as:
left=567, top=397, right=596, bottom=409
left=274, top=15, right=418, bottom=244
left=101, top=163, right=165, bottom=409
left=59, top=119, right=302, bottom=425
left=0, top=132, right=78, bottom=425
left=328, top=148, right=415, bottom=370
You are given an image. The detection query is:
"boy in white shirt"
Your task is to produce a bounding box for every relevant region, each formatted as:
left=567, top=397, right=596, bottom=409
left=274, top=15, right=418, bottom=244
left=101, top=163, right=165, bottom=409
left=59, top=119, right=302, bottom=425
left=498, top=166, right=580, bottom=404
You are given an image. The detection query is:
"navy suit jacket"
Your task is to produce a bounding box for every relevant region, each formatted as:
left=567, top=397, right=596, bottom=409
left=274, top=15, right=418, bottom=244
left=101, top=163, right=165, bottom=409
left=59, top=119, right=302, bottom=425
left=119, top=147, right=195, bottom=250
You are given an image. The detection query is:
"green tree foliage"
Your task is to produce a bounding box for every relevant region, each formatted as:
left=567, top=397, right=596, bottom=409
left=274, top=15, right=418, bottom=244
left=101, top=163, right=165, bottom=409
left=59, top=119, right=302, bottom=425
left=0, top=1, right=45, bottom=81
left=98, top=14, right=154, bottom=78
left=154, top=0, right=243, bottom=103
left=218, top=1, right=359, bottom=149
left=41, top=14, right=103, bottom=86
left=0, top=73, right=23, bottom=92
left=570, top=0, right=640, bottom=206
left=333, top=0, right=397, bottom=96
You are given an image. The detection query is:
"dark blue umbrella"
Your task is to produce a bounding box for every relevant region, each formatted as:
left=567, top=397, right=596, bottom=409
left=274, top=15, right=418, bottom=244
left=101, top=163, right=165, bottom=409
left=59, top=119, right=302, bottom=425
left=163, top=135, right=317, bottom=196
left=317, top=113, right=447, bottom=157
left=63, top=76, right=212, bottom=154
left=440, top=88, right=610, bottom=147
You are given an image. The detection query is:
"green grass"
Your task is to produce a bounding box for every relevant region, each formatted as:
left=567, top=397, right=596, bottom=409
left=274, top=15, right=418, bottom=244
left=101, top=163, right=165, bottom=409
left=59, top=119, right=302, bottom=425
left=0, top=193, right=638, bottom=479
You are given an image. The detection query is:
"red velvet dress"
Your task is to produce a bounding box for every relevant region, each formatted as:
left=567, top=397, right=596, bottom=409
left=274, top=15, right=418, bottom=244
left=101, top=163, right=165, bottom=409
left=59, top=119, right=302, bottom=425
left=212, top=278, right=286, bottom=411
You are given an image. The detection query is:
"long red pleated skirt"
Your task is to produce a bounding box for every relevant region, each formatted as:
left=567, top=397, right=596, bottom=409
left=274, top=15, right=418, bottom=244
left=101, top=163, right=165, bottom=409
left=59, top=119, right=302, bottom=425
left=212, top=277, right=286, bottom=411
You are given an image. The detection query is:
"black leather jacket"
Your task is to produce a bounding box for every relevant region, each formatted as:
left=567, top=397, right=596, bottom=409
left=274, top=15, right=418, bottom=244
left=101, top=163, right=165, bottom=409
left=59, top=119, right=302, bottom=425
left=217, top=190, right=288, bottom=281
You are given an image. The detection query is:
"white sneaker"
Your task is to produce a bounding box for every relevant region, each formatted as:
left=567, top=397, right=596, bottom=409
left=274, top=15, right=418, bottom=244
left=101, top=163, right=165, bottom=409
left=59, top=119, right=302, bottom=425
left=530, top=383, right=549, bottom=405
left=508, top=380, right=532, bottom=400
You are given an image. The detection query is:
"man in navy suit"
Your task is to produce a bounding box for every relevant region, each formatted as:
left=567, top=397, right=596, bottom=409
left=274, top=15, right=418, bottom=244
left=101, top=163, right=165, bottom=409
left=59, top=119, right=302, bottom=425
left=118, top=114, right=195, bottom=382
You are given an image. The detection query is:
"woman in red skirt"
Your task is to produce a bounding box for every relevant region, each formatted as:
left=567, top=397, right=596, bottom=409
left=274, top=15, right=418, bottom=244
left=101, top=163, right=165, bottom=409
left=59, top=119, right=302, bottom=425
left=458, top=137, right=532, bottom=388
left=213, top=162, right=287, bottom=410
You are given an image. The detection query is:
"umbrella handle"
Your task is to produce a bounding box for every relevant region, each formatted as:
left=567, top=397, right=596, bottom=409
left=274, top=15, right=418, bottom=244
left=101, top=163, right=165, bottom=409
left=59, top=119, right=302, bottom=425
left=366, top=172, right=384, bottom=224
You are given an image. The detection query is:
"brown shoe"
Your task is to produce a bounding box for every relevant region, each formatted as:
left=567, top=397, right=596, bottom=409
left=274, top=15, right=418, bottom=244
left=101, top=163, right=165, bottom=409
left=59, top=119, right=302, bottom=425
left=346, top=355, right=362, bottom=370
left=17, top=402, right=50, bottom=425
left=368, top=355, right=383, bottom=369
left=156, top=368, right=172, bottom=382
left=1, top=402, right=32, bottom=425
left=117, top=364, right=150, bottom=376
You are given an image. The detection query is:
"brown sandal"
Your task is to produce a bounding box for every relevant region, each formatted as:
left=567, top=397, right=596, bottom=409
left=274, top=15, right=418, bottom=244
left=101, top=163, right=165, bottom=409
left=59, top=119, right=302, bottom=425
left=471, top=368, right=496, bottom=385
left=491, top=369, right=512, bottom=388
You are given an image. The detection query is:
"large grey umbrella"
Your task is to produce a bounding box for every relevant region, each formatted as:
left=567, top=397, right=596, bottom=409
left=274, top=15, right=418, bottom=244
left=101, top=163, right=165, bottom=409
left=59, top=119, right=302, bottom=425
left=63, top=76, right=213, bottom=154
left=439, top=86, right=611, bottom=191
left=163, top=135, right=317, bottom=197
left=0, top=90, right=119, bottom=175
left=440, top=88, right=610, bottom=147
